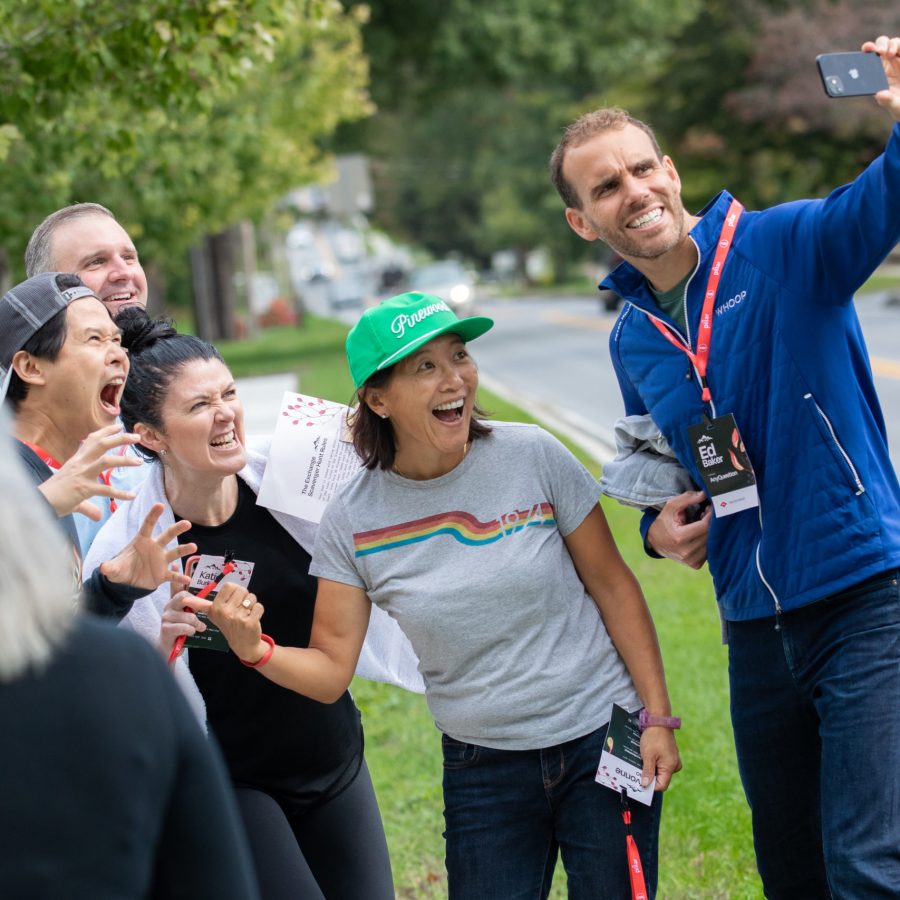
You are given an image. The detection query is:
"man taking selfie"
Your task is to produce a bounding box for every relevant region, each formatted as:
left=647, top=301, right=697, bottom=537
left=551, top=34, right=900, bottom=898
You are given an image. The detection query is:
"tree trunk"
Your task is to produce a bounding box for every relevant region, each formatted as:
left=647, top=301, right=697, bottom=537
left=190, top=242, right=217, bottom=342
left=238, top=220, right=258, bottom=338
left=209, top=229, right=237, bottom=340
left=190, top=229, right=239, bottom=341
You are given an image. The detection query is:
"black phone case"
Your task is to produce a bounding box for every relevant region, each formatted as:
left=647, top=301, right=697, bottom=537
left=816, top=52, right=888, bottom=98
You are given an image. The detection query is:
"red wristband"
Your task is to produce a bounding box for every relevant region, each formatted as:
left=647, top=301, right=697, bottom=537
left=240, top=633, right=275, bottom=668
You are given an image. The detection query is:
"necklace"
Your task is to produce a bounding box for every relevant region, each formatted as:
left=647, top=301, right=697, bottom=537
left=393, top=441, right=471, bottom=480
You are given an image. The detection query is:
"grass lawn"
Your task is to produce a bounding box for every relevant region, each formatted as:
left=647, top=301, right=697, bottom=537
left=219, top=318, right=763, bottom=899
left=860, top=270, right=900, bottom=295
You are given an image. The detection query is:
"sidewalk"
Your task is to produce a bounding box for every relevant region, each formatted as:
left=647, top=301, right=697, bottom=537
left=235, top=373, right=296, bottom=437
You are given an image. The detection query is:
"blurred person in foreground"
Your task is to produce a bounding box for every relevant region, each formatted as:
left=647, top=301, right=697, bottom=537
left=204, top=292, right=682, bottom=899
left=24, top=202, right=148, bottom=551
left=84, top=310, right=420, bottom=900
left=1, top=272, right=196, bottom=618
left=551, top=33, right=900, bottom=899
left=0, top=412, right=260, bottom=900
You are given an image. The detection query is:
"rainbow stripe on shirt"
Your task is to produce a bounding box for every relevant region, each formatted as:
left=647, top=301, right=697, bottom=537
left=353, top=502, right=556, bottom=557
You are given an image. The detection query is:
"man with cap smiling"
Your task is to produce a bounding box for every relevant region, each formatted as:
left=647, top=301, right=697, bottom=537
left=1, top=271, right=197, bottom=618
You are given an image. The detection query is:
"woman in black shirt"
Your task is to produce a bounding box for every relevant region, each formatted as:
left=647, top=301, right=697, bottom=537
left=91, top=311, right=394, bottom=900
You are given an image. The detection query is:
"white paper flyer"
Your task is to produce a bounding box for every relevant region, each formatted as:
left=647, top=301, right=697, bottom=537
left=595, top=703, right=656, bottom=806
left=256, top=391, right=362, bottom=523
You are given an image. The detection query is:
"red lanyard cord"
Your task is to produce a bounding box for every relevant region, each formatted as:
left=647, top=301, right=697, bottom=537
left=21, top=441, right=62, bottom=470
left=648, top=199, right=744, bottom=405
left=621, top=789, right=649, bottom=900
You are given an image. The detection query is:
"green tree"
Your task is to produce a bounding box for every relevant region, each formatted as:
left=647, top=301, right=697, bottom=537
left=0, top=0, right=370, bottom=290
left=643, top=0, right=897, bottom=213
left=349, top=0, right=700, bottom=281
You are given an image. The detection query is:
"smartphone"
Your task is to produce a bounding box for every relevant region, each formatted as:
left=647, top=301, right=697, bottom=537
left=816, top=51, right=888, bottom=98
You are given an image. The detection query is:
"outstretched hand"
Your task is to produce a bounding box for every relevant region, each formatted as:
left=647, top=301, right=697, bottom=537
left=37, top=424, right=143, bottom=520
left=862, top=35, right=900, bottom=121
left=99, top=503, right=196, bottom=592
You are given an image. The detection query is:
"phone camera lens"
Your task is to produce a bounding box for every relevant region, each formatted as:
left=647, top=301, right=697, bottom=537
left=827, top=75, right=844, bottom=94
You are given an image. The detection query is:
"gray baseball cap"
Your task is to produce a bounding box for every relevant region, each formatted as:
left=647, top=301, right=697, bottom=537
left=0, top=272, right=97, bottom=401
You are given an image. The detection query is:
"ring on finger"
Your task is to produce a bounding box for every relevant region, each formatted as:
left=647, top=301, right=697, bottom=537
left=241, top=597, right=253, bottom=610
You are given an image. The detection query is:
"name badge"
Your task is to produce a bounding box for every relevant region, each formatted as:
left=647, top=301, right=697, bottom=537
left=595, top=703, right=654, bottom=805
left=688, top=414, right=759, bottom=518
left=184, top=554, right=255, bottom=652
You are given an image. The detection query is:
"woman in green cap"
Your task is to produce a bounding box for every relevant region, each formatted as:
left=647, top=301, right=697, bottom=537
left=211, top=291, right=682, bottom=899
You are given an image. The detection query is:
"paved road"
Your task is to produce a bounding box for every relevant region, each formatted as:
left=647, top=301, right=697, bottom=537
left=474, top=292, right=900, bottom=469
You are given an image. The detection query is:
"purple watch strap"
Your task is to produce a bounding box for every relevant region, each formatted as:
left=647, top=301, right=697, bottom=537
left=638, top=708, right=682, bottom=732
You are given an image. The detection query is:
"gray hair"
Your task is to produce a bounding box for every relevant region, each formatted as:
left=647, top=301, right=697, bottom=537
left=25, top=202, right=117, bottom=277
left=0, top=411, right=77, bottom=681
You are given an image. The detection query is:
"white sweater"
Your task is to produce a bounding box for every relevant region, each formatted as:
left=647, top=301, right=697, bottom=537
left=83, top=442, right=424, bottom=725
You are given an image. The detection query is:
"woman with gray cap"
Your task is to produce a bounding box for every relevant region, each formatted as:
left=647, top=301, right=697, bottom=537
left=209, top=291, right=682, bottom=899
left=0, top=271, right=198, bottom=617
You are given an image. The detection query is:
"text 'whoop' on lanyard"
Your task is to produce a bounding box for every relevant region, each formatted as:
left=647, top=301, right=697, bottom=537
left=649, top=198, right=743, bottom=405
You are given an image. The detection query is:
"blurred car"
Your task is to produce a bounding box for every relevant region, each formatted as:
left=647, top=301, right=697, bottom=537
left=408, top=260, right=476, bottom=317
left=598, top=250, right=624, bottom=312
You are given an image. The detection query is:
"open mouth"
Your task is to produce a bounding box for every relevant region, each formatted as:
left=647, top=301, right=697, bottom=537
left=99, top=378, right=124, bottom=416
left=432, top=398, right=465, bottom=423
left=209, top=430, right=239, bottom=449
left=626, top=207, right=663, bottom=230
left=105, top=291, right=139, bottom=308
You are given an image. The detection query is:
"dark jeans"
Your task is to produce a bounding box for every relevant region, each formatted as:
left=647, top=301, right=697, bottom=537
left=441, top=724, right=663, bottom=899
left=728, top=570, right=900, bottom=899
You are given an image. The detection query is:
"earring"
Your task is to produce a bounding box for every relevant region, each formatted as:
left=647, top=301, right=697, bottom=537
left=159, top=449, right=168, bottom=458
left=381, top=414, right=389, bottom=420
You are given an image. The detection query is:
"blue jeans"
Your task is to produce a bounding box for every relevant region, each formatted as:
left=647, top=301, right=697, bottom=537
left=441, top=724, right=663, bottom=899
left=728, top=569, right=900, bottom=899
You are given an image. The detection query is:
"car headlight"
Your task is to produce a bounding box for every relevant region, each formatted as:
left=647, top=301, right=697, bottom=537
left=449, top=284, right=470, bottom=304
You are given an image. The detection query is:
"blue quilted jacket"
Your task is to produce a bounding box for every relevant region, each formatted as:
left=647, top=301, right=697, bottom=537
left=604, top=124, right=900, bottom=621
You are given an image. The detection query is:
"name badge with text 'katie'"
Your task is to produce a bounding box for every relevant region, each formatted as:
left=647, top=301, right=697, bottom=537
left=184, top=554, right=256, bottom=652
left=688, top=414, right=759, bottom=518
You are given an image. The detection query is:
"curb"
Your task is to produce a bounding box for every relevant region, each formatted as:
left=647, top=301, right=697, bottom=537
left=478, top=372, right=616, bottom=466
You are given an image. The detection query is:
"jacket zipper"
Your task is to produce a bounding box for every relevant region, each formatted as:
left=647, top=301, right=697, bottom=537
left=755, top=505, right=781, bottom=615
left=803, top=394, right=865, bottom=495
left=627, top=233, right=780, bottom=615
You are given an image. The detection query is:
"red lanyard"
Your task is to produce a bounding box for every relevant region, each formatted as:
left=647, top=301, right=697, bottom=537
left=167, top=552, right=237, bottom=666
left=621, top=790, right=648, bottom=900
left=21, top=440, right=62, bottom=470
left=648, top=198, right=743, bottom=405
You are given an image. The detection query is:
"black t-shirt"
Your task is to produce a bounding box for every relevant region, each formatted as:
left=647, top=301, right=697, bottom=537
left=177, top=478, right=361, bottom=797
left=0, top=616, right=259, bottom=899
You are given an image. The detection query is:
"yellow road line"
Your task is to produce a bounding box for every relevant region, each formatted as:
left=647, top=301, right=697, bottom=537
left=873, top=357, right=900, bottom=380
left=532, top=312, right=900, bottom=379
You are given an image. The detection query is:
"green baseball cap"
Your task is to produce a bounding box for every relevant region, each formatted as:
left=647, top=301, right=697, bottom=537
left=346, top=291, right=494, bottom=388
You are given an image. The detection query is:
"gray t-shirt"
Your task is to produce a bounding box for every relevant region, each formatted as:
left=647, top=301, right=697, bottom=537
left=311, top=422, right=640, bottom=750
